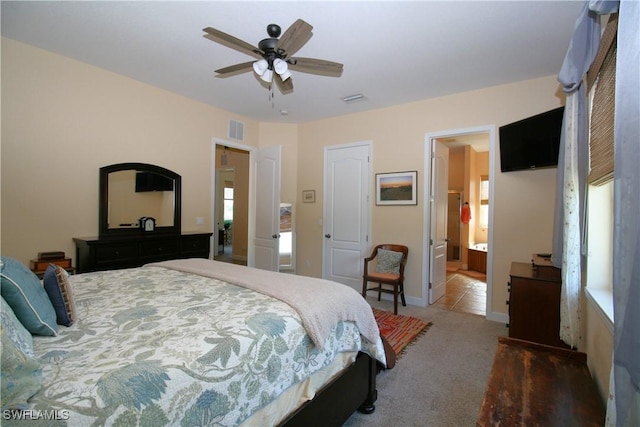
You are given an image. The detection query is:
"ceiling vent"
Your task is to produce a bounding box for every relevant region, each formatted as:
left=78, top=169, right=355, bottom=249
left=342, top=93, right=366, bottom=104
left=228, top=119, right=244, bottom=141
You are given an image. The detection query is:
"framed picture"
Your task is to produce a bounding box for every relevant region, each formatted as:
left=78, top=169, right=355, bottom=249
left=376, top=171, right=418, bottom=205
left=302, top=190, right=316, bottom=203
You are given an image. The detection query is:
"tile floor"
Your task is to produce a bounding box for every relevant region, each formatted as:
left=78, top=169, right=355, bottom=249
left=432, top=271, right=487, bottom=316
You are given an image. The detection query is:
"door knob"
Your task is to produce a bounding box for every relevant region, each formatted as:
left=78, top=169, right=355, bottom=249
left=325, top=234, right=331, bottom=238
left=272, top=234, right=279, bottom=239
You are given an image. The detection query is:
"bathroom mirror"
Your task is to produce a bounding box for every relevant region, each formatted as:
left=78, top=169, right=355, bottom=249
left=99, top=163, right=181, bottom=236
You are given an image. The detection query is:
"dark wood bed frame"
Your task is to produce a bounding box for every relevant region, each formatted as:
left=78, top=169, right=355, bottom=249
left=279, top=352, right=380, bottom=426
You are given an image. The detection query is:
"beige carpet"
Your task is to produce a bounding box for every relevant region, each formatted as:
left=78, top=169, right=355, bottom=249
left=345, top=298, right=506, bottom=427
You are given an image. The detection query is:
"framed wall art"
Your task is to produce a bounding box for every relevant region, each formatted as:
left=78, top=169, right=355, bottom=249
left=376, top=171, right=418, bottom=205
left=302, top=190, right=316, bottom=203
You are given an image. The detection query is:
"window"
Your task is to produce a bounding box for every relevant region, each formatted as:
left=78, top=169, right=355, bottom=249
left=223, top=186, right=234, bottom=222
left=583, top=14, right=617, bottom=330
left=585, top=180, right=614, bottom=328
left=479, top=175, right=489, bottom=229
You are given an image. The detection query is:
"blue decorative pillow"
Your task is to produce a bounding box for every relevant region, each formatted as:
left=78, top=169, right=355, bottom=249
left=43, top=264, right=76, bottom=326
left=0, top=257, right=57, bottom=336
left=374, top=249, right=403, bottom=275
left=1, top=297, right=34, bottom=358
left=1, top=320, right=42, bottom=410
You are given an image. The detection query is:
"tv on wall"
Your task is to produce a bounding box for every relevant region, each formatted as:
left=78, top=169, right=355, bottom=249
left=499, top=106, right=565, bottom=172
left=135, top=171, right=173, bottom=192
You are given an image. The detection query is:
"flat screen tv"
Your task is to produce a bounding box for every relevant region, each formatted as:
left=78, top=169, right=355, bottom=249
left=499, top=106, right=564, bottom=172
left=135, top=171, right=173, bottom=192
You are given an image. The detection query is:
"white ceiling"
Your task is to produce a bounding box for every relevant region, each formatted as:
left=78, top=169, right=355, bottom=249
left=1, top=1, right=582, bottom=125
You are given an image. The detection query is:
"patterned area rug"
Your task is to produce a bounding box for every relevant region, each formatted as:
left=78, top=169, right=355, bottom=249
left=372, top=308, right=432, bottom=358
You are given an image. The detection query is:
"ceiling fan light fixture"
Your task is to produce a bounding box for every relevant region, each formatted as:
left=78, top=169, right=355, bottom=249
left=253, top=59, right=269, bottom=76
left=273, top=58, right=292, bottom=81
left=260, top=68, right=273, bottom=83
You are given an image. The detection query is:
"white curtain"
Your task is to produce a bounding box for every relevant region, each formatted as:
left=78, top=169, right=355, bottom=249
left=558, top=96, right=582, bottom=347
left=554, top=1, right=602, bottom=348
left=607, top=1, right=640, bottom=425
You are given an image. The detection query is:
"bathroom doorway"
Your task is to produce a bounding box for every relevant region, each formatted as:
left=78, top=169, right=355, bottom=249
left=425, top=126, right=493, bottom=317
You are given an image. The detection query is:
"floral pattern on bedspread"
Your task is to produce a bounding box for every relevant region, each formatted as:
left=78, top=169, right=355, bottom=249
left=26, top=267, right=382, bottom=426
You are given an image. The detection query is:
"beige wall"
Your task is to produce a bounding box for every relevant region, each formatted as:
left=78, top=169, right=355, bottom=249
left=1, top=38, right=259, bottom=265
left=296, top=76, right=565, bottom=320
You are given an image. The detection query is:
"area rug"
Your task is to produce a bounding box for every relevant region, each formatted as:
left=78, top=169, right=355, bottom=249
left=372, top=308, right=432, bottom=358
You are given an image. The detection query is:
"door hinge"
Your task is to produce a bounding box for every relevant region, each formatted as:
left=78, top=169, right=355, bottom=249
left=366, top=235, right=369, bottom=242
left=429, top=238, right=433, bottom=245
left=428, top=282, right=432, bottom=289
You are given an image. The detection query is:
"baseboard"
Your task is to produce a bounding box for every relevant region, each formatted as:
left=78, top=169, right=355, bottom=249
left=486, top=311, right=509, bottom=325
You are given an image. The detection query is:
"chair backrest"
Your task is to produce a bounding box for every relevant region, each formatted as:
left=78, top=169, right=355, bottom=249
left=368, top=244, right=409, bottom=275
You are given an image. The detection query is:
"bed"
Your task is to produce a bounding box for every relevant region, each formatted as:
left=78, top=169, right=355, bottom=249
left=1, top=257, right=386, bottom=426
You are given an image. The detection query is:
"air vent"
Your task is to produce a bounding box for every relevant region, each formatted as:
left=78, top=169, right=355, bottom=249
left=228, top=119, right=244, bottom=141
left=341, top=93, right=366, bottom=104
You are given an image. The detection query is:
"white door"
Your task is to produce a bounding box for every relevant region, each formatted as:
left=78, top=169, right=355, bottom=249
left=429, top=140, right=449, bottom=303
left=253, top=145, right=281, bottom=271
left=323, top=143, right=370, bottom=292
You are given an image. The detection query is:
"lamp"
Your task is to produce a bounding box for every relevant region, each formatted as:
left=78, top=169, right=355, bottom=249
left=253, top=59, right=268, bottom=75
left=273, top=58, right=292, bottom=81
left=260, top=68, right=273, bottom=83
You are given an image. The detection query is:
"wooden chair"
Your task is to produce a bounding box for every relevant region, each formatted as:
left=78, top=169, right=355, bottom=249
left=362, top=244, right=408, bottom=315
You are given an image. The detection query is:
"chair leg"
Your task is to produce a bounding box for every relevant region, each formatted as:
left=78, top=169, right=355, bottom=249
left=362, top=278, right=367, bottom=298
left=377, top=283, right=382, bottom=302
left=393, top=289, right=398, bottom=315
left=400, top=281, right=407, bottom=307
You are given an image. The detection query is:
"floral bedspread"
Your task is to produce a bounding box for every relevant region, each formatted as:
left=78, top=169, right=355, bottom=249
left=25, top=266, right=383, bottom=426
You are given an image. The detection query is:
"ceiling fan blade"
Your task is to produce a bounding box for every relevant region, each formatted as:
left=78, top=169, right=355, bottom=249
left=215, top=61, right=255, bottom=78
left=275, top=75, right=294, bottom=94
left=203, top=27, right=263, bottom=60
left=276, top=19, right=313, bottom=57
left=289, top=57, right=343, bottom=77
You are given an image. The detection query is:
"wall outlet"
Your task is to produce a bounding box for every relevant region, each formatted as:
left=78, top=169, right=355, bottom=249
left=196, top=217, right=204, bottom=225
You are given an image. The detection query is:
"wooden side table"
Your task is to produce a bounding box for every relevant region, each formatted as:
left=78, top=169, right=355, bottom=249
left=477, top=337, right=604, bottom=426
left=30, top=258, right=75, bottom=279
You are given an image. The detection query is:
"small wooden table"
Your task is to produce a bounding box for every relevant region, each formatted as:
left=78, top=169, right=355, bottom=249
left=477, top=336, right=605, bottom=426
left=29, top=258, right=75, bottom=279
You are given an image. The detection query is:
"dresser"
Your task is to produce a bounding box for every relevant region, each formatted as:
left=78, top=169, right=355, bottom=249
left=507, top=260, right=569, bottom=348
left=73, top=232, right=212, bottom=273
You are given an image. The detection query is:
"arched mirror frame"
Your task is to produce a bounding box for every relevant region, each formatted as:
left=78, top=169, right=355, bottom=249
left=99, top=163, right=182, bottom=237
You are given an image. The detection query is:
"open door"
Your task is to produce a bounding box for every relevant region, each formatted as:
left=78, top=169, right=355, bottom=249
left=429, top=139, right=449, bottom=303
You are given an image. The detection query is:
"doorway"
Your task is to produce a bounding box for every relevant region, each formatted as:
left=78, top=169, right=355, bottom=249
left=213, top=145, right=249, bottom=265
left=423, top=126, right=495, bottom=318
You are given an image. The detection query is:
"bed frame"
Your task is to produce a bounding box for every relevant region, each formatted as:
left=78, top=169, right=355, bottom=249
left=279, top=352, right=380, bottom=426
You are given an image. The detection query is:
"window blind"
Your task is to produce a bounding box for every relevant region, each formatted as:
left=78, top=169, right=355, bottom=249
left=587, top=15, right=618, bottom=186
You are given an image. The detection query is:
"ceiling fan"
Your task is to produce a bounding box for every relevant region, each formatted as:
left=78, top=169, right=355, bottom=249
left=203, top=19, right=343, bottom=93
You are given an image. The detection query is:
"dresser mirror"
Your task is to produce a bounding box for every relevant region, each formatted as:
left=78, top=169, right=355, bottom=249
left=99, top=163, right=182, bottom=236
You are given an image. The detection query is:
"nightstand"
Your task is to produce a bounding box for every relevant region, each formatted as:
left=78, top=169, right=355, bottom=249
left=30, top=258, right=75, bottom=279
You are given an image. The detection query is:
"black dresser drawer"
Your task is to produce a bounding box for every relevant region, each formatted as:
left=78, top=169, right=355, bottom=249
left=74, top=233, right=213, bottom=273
left=140, top=238, right=179, bottom=258
left=95, top=243, right=138, bottom=265
left=180, top=234, right=211, bottom=255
